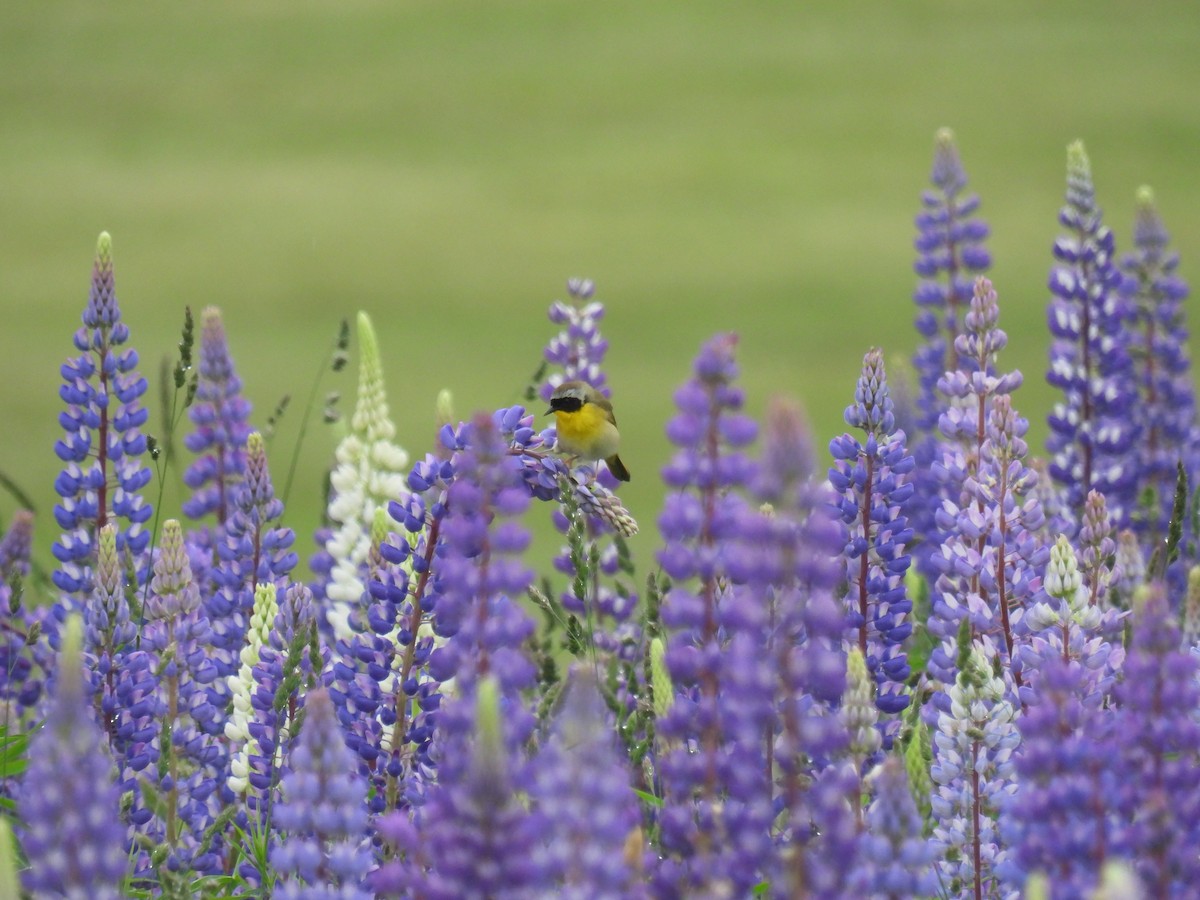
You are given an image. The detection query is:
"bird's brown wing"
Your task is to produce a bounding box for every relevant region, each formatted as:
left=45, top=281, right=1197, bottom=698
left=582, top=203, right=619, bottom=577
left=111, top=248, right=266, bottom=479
left=594, top=396, right=618, bottom=427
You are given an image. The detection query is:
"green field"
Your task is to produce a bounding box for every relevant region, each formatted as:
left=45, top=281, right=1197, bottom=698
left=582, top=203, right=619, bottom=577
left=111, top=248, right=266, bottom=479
left=2, top=0, right=1198, bottom=580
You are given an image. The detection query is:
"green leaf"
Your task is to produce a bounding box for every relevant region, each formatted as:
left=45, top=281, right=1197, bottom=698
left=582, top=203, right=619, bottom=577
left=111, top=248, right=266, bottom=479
left=0, top=731, right=29, bottom=779
left=632, top=788, right=663, bottom=808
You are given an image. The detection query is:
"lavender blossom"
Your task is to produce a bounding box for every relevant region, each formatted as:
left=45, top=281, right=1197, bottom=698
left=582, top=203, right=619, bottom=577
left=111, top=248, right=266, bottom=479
left=182, top=306, right=253, bottom=524
left=1119, top=187, right=1196, bottom=542
left=18, top=616, right=127, bottom=899
left=52, top=232, right=152, bottom=606
left=1046, top=141, right=1140, bottom=528
left=829, top=347, right=914, bottom=732
left=271, top=688, right=372, bottom=899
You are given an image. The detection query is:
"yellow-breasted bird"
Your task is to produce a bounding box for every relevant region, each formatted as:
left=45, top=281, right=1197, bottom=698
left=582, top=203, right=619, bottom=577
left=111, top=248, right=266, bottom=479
left=546, top=380, right=631, bottom=482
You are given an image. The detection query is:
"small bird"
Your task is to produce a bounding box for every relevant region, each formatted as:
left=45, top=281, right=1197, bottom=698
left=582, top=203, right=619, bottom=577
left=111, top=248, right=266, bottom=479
left=546, top=380, right=631, bottom=482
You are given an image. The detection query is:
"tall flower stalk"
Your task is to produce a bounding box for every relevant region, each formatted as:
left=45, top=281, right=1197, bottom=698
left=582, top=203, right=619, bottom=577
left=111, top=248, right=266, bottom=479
left=829, top=347, right=914, bottom=736
left=52, top=232, right=153, bottom=608
left=209, top=431, right=296, bottom=677
left=1118, top=187, right=1196, bottom=543
left=324, top=311, right=410, bottom=637
left=929, top=641, right=1018, bottom=899
left=18, top=616, right=128, bottom=899
left=1046, top=141, right=1139, bottom=528
left=654, top=333, right=777, bottom=895
left=182, top=306, right=253, bottom=526
left=910, top=128, right=992, bottom=578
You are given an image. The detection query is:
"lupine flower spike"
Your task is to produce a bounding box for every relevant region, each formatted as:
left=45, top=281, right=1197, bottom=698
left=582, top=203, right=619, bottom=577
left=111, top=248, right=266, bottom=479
left=52, top=231, right=153, bottom=609
left=1046, top=140, right=1139, bottom=528
left=325, top=311, right=410, bottom=637
left=909, top=128, right=992, bottom=579
left=1119, top=186, right=1196, bottom=544
left=829, top=347, right=914, bottom=737
left=18, top=616, right=127, bottom=899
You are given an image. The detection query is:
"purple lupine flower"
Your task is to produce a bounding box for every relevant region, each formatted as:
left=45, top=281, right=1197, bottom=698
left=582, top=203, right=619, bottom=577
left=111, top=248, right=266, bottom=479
left=0, top=509, right=44, bottom=726
left=327, top=509, right=416, bottom=815
left=538, top=281, right=640, bottom=657
left=18, top=616, right=127, bottom=899
left=352, top=408, right=541, bottom=829
left=829, top=347, right=914, bottom=734
left=923, top=278, right=1045, bottom=712
left=850, top=756, right=938, bottom=898
left=383, top=678, right=544, bottom=898
left=83, top=521, right=161, bottom=846
left=540, top=277, right=609, bottom=403
left=271, top=688, right=372, bottom=899
left=209, top=431, right=297, bottom=677
left=1111, top=529, right=1146, bottom=610
left=426, top=410, right=537, bottom=728
left=1119, top=187, right=1195, bottom=543
left=182, top=306, right=253, bottom=525
left=1078, top=489, right=1116, bottom=607
left=742, top=396, right=854, bottom=896
left=52, top=232, right=152, bottom=608
left=929, top=642, right=1018, bottom=898
left=912, top=128, right=993, bottom=431
left=1046, top=141, right=1140, bottom=528
left=529, top=669, right=645, bottom=898
left=141, top=518, right=224, bottom=872
left=1003, top=654, right=1121, bottom=896
left=1112, top=585, right=1200, bottom=894
left=909, top=129, right=992, bottom=579
left=654, top=333, right=779, bottom=896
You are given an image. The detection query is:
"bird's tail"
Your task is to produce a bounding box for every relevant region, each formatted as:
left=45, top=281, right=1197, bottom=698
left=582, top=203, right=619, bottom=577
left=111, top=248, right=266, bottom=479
left=606, top=454, right=631, bottom=482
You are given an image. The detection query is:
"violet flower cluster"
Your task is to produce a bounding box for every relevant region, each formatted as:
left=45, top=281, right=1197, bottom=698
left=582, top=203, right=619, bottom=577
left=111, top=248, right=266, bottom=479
left=51, top=232, right=152, bottom=609
left=829, top=347, right=914, bottom=734
left=909, top=128, right=992, bottom=580
left=923, top=277, right=1045, bottom=703
left=1046, top=141, right=1140, bottom=528
left=9, top=134, right=1200, bottom=900
left=1118, top=187, right=1197, bottom=542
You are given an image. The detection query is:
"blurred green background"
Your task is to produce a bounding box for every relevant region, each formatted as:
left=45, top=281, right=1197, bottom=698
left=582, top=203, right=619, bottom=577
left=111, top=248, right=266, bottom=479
left=2, top=0, right=1198, bottom=584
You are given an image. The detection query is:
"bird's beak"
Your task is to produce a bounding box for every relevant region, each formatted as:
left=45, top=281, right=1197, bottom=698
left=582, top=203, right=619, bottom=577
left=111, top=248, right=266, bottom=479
left=544, top=406, right=555, bottom=415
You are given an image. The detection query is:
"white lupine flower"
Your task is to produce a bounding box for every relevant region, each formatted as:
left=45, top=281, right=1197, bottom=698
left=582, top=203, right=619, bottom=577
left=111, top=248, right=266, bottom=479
left=225, top=582, right=279, bottom=795
left=325, top=312, right=410, bottom=630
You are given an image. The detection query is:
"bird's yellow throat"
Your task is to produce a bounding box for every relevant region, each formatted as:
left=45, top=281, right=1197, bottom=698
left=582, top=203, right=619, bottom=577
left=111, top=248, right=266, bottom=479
left=553, top=401, right=617, bottom=458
